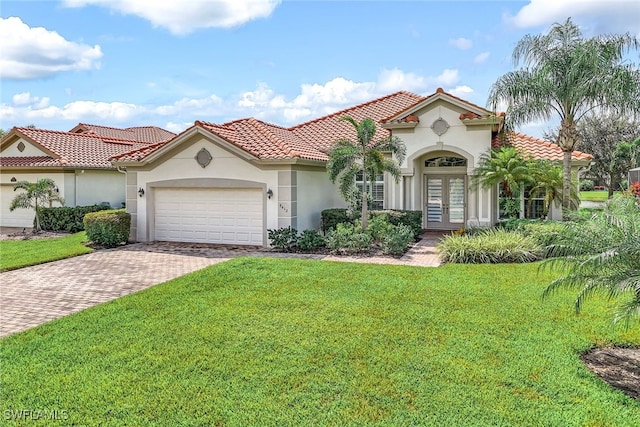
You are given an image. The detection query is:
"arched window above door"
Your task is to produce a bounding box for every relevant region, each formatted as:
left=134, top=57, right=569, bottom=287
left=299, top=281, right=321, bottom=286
left=425, top=156, right=467, bottom=167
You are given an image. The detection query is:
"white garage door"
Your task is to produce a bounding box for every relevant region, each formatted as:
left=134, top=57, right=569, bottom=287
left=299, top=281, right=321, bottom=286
left=1, top=185, right=35, bottom=228
left=154, top=188, right=263, bottom=245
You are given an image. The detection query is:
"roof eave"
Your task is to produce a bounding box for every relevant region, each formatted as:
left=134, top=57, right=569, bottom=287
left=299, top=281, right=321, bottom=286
left=381, top=122, right=419, bottom=130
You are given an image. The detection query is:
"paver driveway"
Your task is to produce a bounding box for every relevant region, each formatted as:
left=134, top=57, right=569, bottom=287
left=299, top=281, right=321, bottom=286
left=0, top=247, right=229, bottom=337
left=0, top=234, right=442, bottom=338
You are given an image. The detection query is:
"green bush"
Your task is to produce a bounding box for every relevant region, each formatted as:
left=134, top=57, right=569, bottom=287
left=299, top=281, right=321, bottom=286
left=37, top=205, right=111, bottom=232
left=367, top=213, right=395, bottom=241
left=437, top=229, right=543, bottom=264
left=325, top=223, right=372, bottom=254
left=321, top=208, right=351, bottom=234
left=267, top=227, right=298, bottom=251
left=297, top=229, right=325, bottom=251
left=83, top=209, right=131, bottom=247
left=370, top=209, right=423, bottom=239
left=381, top=224, right=414, bottom=256
left=579, top=179, right=595, bottom=191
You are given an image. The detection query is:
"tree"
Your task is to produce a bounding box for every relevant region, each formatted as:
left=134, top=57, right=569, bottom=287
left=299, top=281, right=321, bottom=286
left=10, top=179, right=64, bottom=232
left=572, top=114, right=640, bottom=197
left=327, top=116, right=406, bottom=229
left=488, top=18, right=640, bottom=212
left=472, top=146, right=531, bottom=218
left=527, top=160, right=579, bottom=218
left=543, top=195, right=640, bottom=327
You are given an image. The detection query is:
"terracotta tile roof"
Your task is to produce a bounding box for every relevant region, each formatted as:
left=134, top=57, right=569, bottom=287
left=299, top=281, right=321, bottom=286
left=70, top=123, right=175, bottom=143
left=1, top=127, right=160, bottom=169
left=0, top=156, right=60, bottom=167
left=110, top=90, right=592, bottom=165
left=492, top=131, right=593, bottom=162
left=290, top=91, right=424, bottom=155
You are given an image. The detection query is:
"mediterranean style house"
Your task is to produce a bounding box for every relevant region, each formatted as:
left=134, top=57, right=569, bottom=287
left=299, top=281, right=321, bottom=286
left=108, top=89, right=592, bottom=246
left=1, top=89, right=591, bottom=240
left=0, top=124, right=175, bottom=227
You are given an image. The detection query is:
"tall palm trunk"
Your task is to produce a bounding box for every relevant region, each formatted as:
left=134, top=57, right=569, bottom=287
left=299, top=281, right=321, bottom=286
left=557, top=119, right=578, bottom=213
left=361, top=157, right=368, bottom=229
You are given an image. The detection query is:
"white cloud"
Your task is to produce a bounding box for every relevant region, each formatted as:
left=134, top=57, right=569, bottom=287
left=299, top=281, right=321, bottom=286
left=63, top=0, right=281, bottom=35
left=506, top=0, right=640, bottom=34
left=474, top=52, right=491, bottom=64
left=0, top=17, right=103, bottom=80
left=0, top=68, right=470, bottom=131
left=449, top=37, right=473, bottom=50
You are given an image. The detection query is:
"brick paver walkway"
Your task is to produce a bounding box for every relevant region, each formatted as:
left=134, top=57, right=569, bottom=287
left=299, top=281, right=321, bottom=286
left=0, top=234, right=442, bottom=337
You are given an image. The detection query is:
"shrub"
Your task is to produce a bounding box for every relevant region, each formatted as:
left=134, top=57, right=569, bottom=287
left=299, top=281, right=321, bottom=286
left=367, top=213, right=395, bottom=241
left=370, top=210, right=422, bottom=239
left=437, top=229, right=543, bottom=264
left=630, top=181, right=640, bottom=197
left=37, top=205, right=111, bottom=232
left=83, top=209, right=131, bottom=247
left=321, top=208, right=351, bottom=234
left=325, top=223, right=372, bottom=254
left=267, top=227, right=298, bottom=251
left=381, top=224, right=414, bottom=256
left=579, top=179, right=595, bottom=191
left=297, top=229, right=325, bottom=251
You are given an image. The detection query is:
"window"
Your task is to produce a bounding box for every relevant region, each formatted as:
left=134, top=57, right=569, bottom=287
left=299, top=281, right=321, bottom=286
left=356, top=171, right=384, bottom=210
left=524, top=186, right=545, bottom=219
left=425, top=156, right=467, bottom=167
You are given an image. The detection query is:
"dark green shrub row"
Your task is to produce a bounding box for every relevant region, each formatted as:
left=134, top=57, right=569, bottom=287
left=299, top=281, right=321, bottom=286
left=267, top=227, right=325, bottom=251
left=321, top=208, right=423, bottom=239
left=36, top=205, right=111, bottom=232
left=320, top=209, right=351, bottom=234
left=579, top=179, right=595, bottom=191
left=84, top=209, right=131, bottom=247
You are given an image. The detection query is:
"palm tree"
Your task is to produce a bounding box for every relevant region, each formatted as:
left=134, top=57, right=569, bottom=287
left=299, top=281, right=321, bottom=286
left=473, top=146, right=531, bottom=218
left=527, top=160, right=579, bottom=218
left=543, top=195, right=640, bottom=327
left=10, top=178, right=64, bottom=232
left=488, top=18, right=640, bottom=211
left=326, top=116, right=406, bottom=229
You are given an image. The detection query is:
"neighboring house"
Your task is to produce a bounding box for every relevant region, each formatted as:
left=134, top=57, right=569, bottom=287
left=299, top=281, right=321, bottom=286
left=111, top=89, right=592, bottom=246
left=0, top=124, right=175, bottom=227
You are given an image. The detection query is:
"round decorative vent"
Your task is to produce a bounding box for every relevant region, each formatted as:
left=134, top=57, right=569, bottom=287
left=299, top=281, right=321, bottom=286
left=431, top=118, right=449, bottom=136
left=195, top=148, right=213, bottom=168
left=17, top=142, right=25, bottom=152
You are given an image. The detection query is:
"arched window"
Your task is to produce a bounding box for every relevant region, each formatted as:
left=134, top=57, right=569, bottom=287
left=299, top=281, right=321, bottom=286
left=425, top=156, right=467, bottom=167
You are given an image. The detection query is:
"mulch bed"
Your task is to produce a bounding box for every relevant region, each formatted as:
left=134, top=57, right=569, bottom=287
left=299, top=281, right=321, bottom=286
left=582, top=347, right=640, bottom=400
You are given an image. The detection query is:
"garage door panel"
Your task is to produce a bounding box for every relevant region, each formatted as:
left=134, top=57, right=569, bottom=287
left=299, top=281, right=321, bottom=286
left=154, top=188, right=263, bottom=245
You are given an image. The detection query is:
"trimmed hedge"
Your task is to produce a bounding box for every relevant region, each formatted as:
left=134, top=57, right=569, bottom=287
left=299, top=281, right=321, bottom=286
left=37, top=205, right=111, bottom=233
left=84, top=209, right=131, bottom=247
left=321, top=209, right=350, bottom=234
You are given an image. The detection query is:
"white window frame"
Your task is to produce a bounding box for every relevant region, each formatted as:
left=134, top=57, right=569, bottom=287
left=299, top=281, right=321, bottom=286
left=356, top=171, right=385, bottom=210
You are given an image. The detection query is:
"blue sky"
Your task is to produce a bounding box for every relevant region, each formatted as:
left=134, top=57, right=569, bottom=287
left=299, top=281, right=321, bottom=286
left=1, top=0, right=639, bottom=138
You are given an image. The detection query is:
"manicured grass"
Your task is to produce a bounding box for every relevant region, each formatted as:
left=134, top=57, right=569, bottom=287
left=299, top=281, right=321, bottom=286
left=0, top=232, right=92, bottom=271
left=1, top=258, right=639, bottom=426
left=580, top=190, right=610, bottom=202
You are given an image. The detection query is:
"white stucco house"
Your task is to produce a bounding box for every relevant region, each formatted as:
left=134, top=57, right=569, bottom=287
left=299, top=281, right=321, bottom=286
left=110, top=89, right=592, bottom=246
left=0, top=124, right=175, bottom=227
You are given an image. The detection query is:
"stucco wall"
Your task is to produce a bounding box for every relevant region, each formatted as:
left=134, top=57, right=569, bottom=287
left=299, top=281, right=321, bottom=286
left=1, top=138, right=50, bottom=157
left=296, top=169, right=346, bottom=231
left=76, top=170, right=125, bottom=208
left=0, top=172, right=66, bottom=227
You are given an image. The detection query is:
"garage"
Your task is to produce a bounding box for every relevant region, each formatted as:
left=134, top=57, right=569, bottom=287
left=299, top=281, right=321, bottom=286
left=154, top=187, right=264, bottom=245
left=1, top=185, right=35, bottom=228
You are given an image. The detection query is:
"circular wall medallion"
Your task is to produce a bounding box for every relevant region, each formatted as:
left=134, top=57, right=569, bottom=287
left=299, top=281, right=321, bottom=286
left=195, top=148, right=213, bottom=168
left=431, top=118, right=449, bottom=136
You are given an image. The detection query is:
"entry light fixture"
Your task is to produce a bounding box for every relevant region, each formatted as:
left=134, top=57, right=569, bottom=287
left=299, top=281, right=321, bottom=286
left=10, top=177, right=17, bottom=182
left=138, top=187, right=145, bottom=197
left=54, top=186, right=59, bottom=193
left=267, top=188, right=273, bottom=199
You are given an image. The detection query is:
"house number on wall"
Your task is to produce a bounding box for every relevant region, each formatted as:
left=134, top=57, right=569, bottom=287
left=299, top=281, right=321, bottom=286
left=279, top=204, right=288, bottom=213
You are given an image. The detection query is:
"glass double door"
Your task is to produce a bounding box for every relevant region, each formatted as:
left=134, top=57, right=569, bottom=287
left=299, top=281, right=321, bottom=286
left=425, top=175, right=465, bottom=229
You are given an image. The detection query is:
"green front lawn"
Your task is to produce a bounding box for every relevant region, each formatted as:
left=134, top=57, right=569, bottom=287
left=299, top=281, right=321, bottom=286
left=1, top=258, right=638, bottom=426
left=0, top=232, right=92, bottom=271
left=580, top=190, right=611, bottom=202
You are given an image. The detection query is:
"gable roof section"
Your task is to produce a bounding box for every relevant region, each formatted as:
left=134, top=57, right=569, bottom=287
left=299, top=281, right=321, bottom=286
left=0, top=126, right=166, bottom=169
left=110, top=90, right=591, bottom=165
left=69, top=123, right=175, bottom=144
left=493, top=131, right=593, bottom=162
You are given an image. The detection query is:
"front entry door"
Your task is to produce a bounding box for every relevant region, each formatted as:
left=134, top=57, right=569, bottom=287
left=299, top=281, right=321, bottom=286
left=425, top=175, right=465, bottom=229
